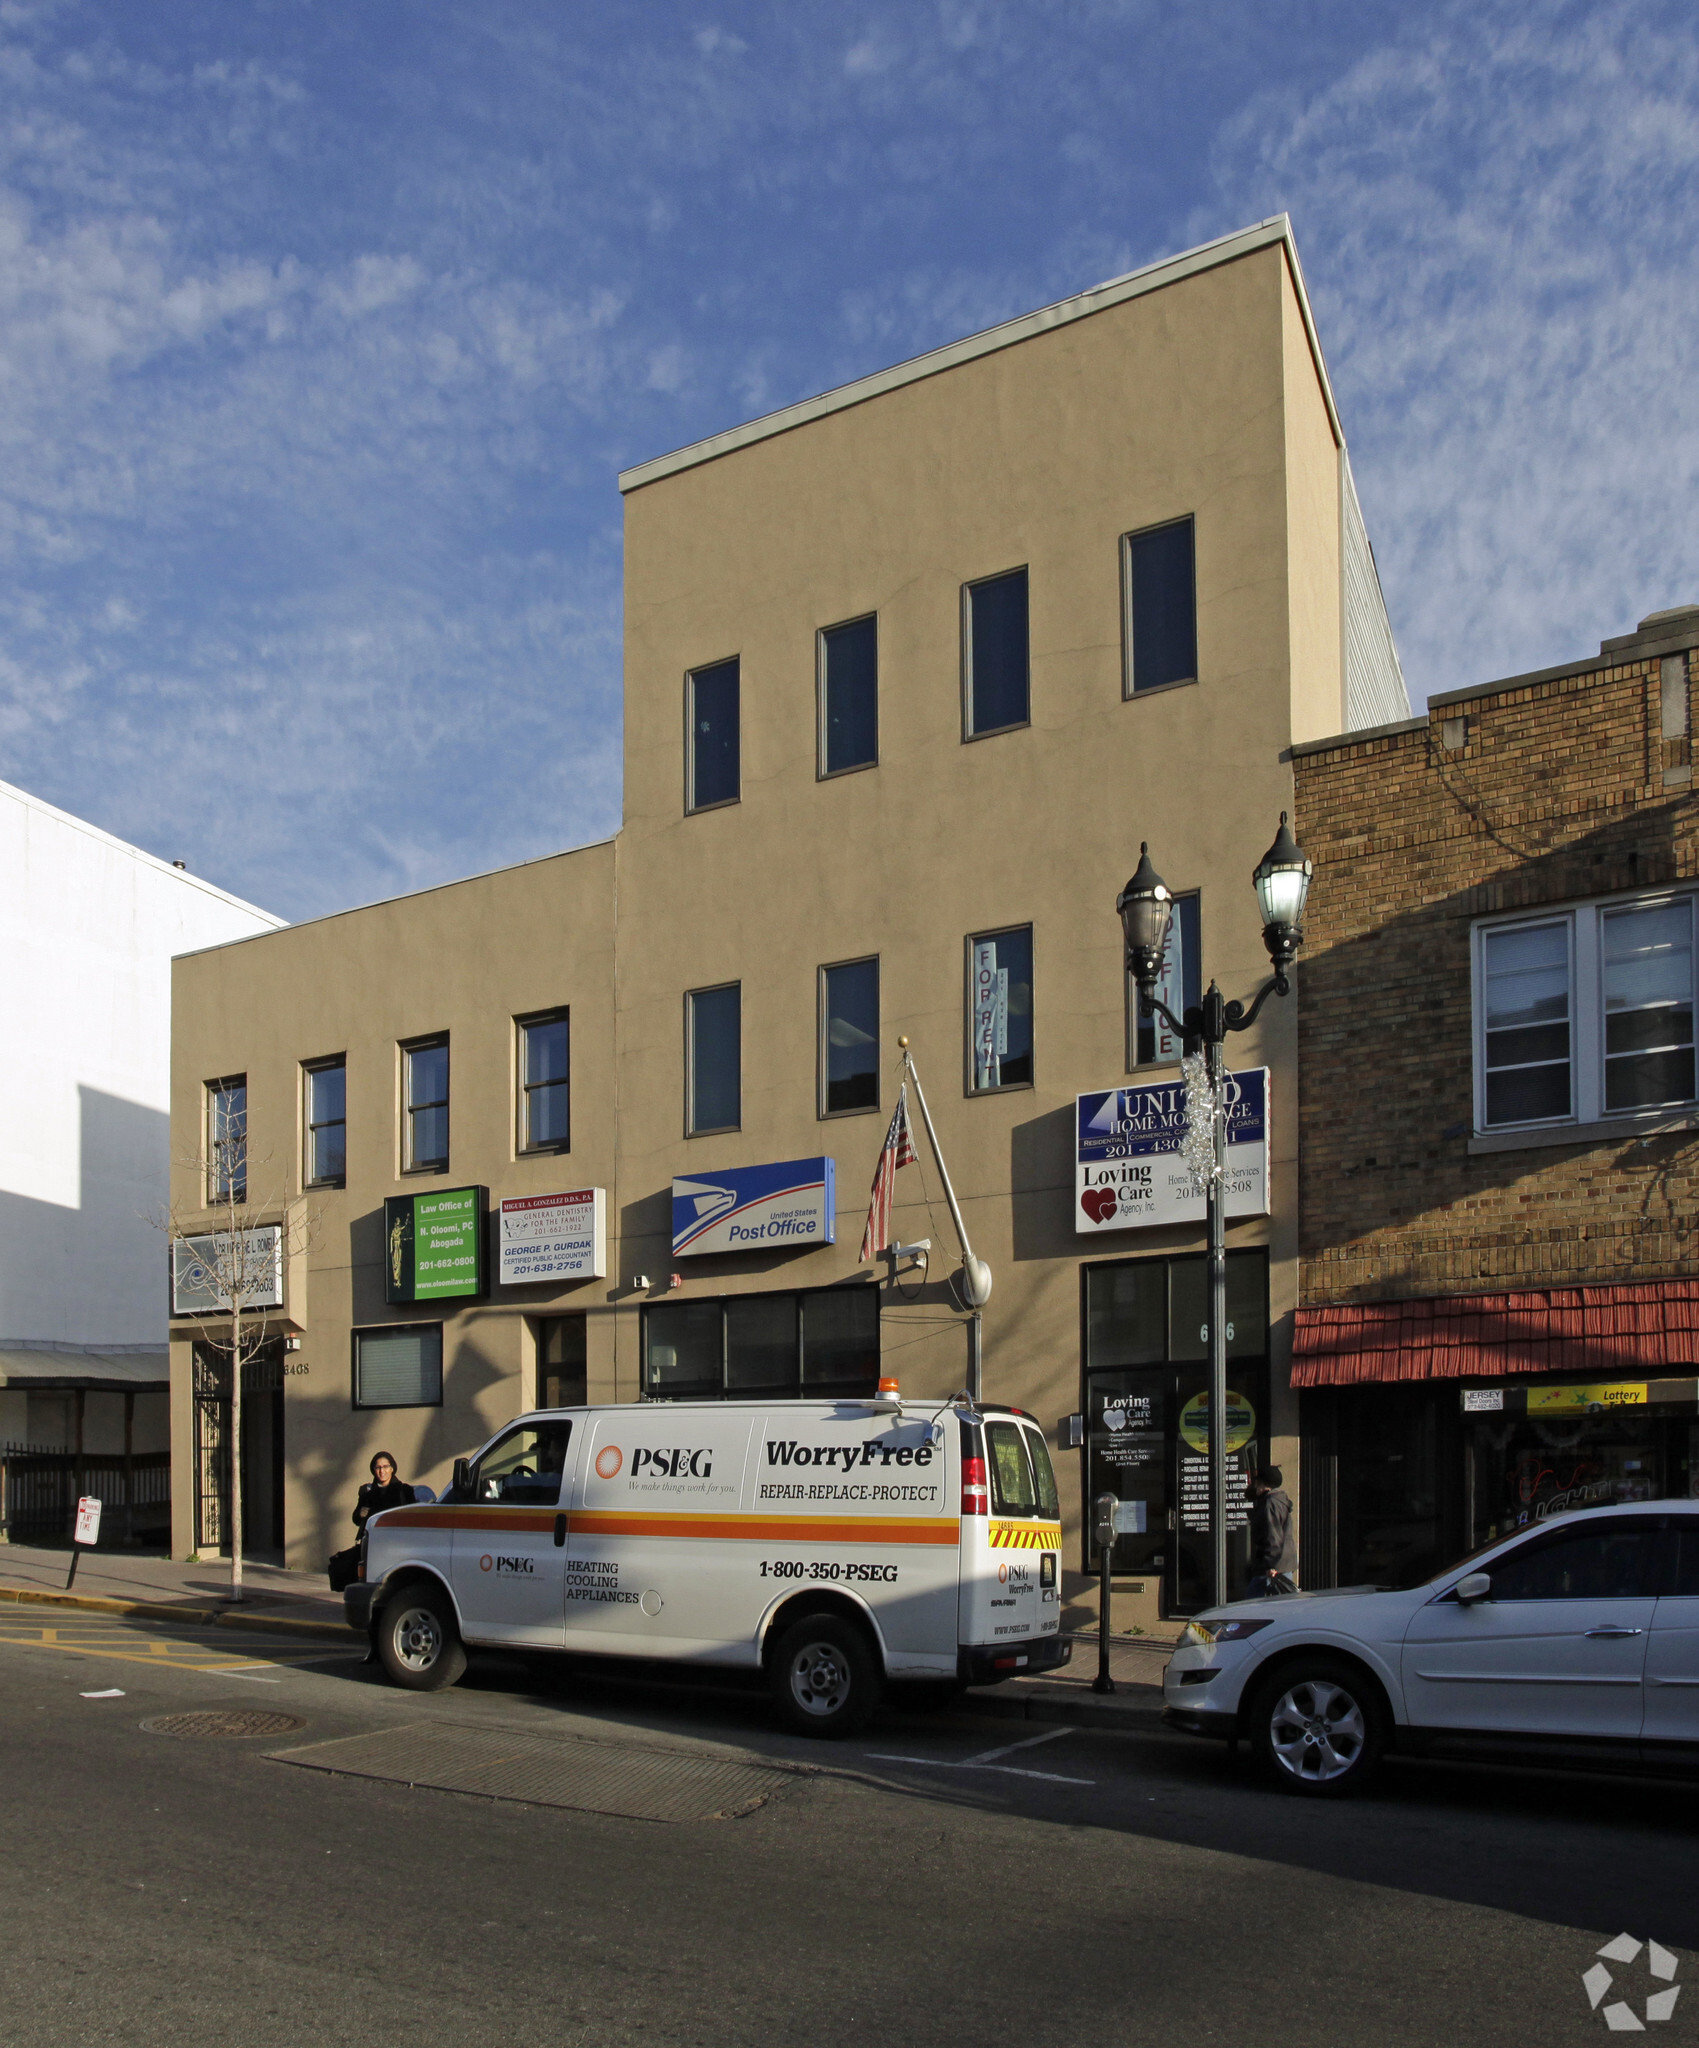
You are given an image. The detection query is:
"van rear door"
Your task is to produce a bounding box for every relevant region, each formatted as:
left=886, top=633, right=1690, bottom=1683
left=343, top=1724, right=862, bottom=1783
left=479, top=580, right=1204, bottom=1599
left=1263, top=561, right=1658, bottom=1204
left=960, top=1417, right=1064, bottom=1654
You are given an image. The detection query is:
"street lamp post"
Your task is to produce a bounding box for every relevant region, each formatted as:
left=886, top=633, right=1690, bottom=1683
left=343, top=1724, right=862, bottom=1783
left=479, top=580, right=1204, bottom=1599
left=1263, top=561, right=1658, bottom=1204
left=1116, top=813, right=1313, bottom=1611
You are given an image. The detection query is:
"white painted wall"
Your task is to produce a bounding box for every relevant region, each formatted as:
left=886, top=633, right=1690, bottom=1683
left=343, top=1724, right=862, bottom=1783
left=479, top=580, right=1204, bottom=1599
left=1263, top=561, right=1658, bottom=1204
left=0, top=779, right=283, bottom=1348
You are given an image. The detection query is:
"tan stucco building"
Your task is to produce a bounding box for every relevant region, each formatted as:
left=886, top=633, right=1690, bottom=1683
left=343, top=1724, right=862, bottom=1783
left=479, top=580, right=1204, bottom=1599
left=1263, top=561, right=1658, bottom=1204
left=168, top=217, right=1406, bottom=1627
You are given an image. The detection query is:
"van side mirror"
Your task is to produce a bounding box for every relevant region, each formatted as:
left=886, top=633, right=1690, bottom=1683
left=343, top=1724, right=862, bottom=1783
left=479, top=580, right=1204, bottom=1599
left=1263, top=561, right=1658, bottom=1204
left=1454, top=1572, right=1492, bottom=1605
left=452, top=1458, right=471, bottom=1497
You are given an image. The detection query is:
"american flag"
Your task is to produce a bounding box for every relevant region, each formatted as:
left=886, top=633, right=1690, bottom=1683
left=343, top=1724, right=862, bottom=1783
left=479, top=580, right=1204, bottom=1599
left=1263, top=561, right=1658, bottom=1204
left=859, top=1085, right=918, bottom=1265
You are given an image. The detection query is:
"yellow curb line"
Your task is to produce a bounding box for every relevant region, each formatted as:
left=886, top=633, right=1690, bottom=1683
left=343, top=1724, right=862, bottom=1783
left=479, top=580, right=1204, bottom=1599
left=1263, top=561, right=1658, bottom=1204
left=0, top=1583, right=353, bottom=1640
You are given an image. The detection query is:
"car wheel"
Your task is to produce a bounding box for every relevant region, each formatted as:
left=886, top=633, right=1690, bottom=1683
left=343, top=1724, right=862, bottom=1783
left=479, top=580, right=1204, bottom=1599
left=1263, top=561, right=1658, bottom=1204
left=769, top=1614, right=881, bottom=1738
left=376, top=1585, right=468, bottom=1693
left=1248, top=1658, right=1385, bottom=1797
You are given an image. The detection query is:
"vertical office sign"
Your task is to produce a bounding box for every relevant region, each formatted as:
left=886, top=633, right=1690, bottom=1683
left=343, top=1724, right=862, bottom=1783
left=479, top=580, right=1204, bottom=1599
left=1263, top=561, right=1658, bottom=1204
left=1075, top=1070, right=1269, bottom=1232
left=1148, top=916, right=1187, bottom=1064
left=498, top=1188, right=607, bottom=1286
left=385, top=1186, right=488, bottom=1303
left=971, top=939, right=1008, bottom=1090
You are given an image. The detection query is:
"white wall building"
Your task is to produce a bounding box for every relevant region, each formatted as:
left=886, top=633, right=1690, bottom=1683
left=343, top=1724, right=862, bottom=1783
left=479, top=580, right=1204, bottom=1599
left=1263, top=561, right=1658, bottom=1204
left=0, top=777, right=280, bottom=1532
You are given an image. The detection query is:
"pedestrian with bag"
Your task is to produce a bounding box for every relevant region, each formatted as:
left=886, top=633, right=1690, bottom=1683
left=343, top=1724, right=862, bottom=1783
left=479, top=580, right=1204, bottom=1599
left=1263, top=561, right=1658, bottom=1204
left=1245, top=1464, right=1297, bottom=1597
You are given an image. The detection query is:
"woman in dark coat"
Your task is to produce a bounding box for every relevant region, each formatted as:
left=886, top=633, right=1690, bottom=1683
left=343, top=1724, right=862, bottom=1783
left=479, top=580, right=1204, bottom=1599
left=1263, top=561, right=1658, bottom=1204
left=352, top=1451, right=417, bottom=1529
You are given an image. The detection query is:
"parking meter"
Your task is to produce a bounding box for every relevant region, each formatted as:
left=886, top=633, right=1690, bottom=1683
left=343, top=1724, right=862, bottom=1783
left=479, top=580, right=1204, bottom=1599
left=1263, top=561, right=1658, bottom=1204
left=1092, top=1493, right=1118, bottom=1695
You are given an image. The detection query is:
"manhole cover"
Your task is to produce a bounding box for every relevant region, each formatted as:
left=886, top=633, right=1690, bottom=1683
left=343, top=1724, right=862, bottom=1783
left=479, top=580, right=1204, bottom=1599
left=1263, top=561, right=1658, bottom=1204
left=142, top=1710, right=307, bottom=1740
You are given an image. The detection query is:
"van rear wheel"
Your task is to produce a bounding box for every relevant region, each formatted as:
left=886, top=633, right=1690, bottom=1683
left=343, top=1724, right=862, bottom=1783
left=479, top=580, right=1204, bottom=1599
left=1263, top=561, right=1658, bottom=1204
left=376, top=1584, right=467, bottom=1692
left=770, top=1614, right=880, bottom=1738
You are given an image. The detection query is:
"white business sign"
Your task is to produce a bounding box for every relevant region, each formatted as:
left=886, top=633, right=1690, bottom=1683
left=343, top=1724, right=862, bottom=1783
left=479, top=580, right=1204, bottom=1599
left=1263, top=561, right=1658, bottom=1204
left=498, top=1187, right=607, bottom=1286
left=1075, top=1069, right=1270, bottom=1232
left=171, top=1226, right=284, bottom=1316
left=971, top=940, right=1008, bottom=1090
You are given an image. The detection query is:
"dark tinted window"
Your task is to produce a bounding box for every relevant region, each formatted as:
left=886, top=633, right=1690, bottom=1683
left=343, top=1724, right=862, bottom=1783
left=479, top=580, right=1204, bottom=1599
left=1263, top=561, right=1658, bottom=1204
left=520, top=1013, right=570, bottom=1150
left=1125, top=518, right=1197, bottom=694
left=643, top=1288, right=878, bottom=1401
left=1488, top=1522, right=1653, bottom=1600
left=821, top=615, right=877, bottom=774
left=800, top=1287, right=879, bottom=1393
left=538, top=1315, right=587, bottom=1408
left=689, top=658, right=740, bottom=810
left=822, top=958, right=879, bottom=1114
left=966, top=569, right=1029, bottom=735
left=305, top=1061, right=345, bottom=1185
left=688, top=983, right=741, bottom=1134
left=1024, top=1426, right=1060, bottom=1518
left=1657, top=1521, right=1699, bottom=1597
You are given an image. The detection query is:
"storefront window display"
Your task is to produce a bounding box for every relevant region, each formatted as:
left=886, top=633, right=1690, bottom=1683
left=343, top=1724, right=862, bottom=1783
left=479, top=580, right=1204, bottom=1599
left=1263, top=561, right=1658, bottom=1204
left=1082, top=1248, right=1269, bottom=1616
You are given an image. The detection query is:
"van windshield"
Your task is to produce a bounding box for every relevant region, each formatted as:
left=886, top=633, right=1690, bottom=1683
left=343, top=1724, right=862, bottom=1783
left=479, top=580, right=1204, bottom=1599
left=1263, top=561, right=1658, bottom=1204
left=987, top=1421, right=1038, bottom=1515
left=1023, top=1427, right=1060, bottom=1518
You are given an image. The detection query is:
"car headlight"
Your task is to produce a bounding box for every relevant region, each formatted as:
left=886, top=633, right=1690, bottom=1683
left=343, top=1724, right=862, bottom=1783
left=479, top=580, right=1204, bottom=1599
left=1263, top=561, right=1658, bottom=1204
left=1179, top=1617, right=1277, bottom=1648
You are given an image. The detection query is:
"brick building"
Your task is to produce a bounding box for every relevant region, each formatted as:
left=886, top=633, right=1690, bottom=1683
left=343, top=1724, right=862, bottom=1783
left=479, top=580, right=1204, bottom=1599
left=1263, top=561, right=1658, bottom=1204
left=1290, top=603, right=1699, bottom=1587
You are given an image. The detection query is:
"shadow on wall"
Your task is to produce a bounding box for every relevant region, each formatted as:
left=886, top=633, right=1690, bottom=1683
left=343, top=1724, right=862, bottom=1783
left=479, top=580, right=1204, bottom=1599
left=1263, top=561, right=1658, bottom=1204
left=1299, top=792, right=1699, bottom=1292
left=0, top=1087, right=171, bottom=1345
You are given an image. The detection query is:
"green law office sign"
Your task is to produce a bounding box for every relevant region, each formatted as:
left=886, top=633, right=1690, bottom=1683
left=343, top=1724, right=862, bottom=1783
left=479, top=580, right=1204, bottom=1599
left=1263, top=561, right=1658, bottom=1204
left=384, top=1186, right=487, bottom=1303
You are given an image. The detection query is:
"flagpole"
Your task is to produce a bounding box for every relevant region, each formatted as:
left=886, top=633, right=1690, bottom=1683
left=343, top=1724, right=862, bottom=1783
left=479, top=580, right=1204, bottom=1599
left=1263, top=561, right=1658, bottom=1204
left=897, top=1040, right=991, bottom=1401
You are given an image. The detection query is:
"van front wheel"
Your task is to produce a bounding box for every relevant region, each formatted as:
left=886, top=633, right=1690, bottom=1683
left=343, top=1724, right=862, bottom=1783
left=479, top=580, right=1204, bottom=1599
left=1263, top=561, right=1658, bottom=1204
left=770, top=1614, right=880, bottom=1738
left=376, top=1585, right=467, bottom=1692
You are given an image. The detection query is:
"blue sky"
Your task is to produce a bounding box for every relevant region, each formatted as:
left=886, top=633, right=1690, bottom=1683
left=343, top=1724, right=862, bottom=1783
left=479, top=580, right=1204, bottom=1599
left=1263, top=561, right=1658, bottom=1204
left=0, top=0, right=1694, bottom=921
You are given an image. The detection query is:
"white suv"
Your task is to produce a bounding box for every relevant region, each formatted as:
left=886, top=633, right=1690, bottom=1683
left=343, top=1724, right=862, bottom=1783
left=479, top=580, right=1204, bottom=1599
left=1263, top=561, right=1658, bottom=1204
left=1162, top=1501, right=1699, bottom=1795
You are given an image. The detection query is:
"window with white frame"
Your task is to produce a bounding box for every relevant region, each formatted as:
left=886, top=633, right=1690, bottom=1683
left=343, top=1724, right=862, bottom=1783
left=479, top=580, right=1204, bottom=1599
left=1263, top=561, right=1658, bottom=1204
left=1475, top=894, right=1697, bottom=1130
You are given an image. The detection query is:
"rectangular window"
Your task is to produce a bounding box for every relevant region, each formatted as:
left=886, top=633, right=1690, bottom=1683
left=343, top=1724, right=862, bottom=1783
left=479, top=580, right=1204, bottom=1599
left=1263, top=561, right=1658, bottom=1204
left=1131, top=892, right=1201, bottom=1068
left=643, top=1286, right=878, bottom=1401
left=207, top=1076, right=247, bottom=1204
left=518, top=1011, right=570, bottom=1152
left=303, top=1059, right=346, bottom=1187
left=819, top=614, right=878, bottom=776
left=820, top=957, right=879, bottom=1115
left=537, top=1315, right=588, bottom=1408
left=963, top=567, right=1029, bottom=737
left=403, top=1037, right=450, bottom=1172
left=1475, top=894, right=1699, bottom=1130
left=687, top=983, right=741, bottom=1134
left=1122, top=517, right=1197, bottom=695
left=353, top=1323, right=443, bottom=1409
left=967, top=925, right=1033, bottom=1090
left=688, top=657, right=740, bottom=811
left=1603, top=900, right=1695, bottom=1110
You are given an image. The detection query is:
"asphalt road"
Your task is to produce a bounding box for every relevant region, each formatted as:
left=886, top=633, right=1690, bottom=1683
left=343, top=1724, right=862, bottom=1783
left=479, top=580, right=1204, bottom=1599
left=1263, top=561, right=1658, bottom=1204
left=0, top=1613, right=1694, bottom=2047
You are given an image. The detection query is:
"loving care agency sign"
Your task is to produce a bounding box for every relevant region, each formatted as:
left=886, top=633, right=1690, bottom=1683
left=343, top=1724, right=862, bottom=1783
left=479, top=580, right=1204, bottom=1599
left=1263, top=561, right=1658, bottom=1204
left=1076, top=1069, right=1269, bottom=1233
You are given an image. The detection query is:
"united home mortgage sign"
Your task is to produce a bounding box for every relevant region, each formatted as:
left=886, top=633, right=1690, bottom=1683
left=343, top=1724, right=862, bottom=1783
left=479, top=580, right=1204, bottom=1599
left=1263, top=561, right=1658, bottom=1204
left=672, top=1157, right=835, bottom=1258
left=1076, top=1069, right=1269, bottom=1233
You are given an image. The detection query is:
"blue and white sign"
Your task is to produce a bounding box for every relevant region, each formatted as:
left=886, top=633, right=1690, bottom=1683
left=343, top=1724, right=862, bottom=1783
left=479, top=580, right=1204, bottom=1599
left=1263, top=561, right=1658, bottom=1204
left=672, top=1157, right=836, bottom=1257
left=1076, top=1068, right=1269, bottom=1233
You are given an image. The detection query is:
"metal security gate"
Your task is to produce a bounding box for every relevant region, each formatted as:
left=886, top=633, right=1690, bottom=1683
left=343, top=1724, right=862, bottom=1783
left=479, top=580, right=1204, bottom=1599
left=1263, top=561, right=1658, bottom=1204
left=0, top=1446, right=171, bottom=1545
left=193, top=1343, right=285, bottom=1556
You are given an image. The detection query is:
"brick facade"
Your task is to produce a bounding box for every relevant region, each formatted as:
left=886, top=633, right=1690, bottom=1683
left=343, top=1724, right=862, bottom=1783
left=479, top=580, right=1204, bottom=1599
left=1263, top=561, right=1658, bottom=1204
left=1293, top=610, right=1699, bottom=1307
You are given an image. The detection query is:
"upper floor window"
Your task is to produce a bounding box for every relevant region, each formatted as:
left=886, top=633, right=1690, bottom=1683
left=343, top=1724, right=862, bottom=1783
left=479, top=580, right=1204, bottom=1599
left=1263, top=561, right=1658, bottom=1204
left=688, top=657, right=740, bottom=812
left=1122, top=516, right=1197, bottom=695
left=687, top=982, right=741, bottom=1135
left=403, top=1037, right=450, bottom=1172
left=303, top=1058, right=346, bottom=1187
left=206, top=1076, right=247, bottom=1204
left=518, top=1010, right=570, bottom=1153
left=1131, top=892, right=1201, bottom=1069
left=820, top=957, right=879, bottom=1115
left=962, top=567, right=1029, bottom=738
left=967, top=925, right=1033, bottom=1091
left=1475, top=894, right=1696, bottom=1130
left=818, top=614, right=878, bottom=776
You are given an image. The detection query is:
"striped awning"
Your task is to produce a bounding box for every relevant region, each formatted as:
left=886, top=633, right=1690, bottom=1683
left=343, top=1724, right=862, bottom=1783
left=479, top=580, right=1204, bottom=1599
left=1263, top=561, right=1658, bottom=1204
left=1292, top=1281, right=1699, bottom=1387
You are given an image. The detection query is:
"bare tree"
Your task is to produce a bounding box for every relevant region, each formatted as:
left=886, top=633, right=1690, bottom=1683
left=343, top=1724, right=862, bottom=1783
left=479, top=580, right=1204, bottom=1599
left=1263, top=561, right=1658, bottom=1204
left=153, top=1089, right=314, bottom=1603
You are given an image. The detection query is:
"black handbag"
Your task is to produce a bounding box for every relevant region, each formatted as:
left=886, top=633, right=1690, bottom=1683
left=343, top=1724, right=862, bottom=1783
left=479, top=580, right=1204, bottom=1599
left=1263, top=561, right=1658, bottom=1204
left=327, top=1545, right=361, bottom=1593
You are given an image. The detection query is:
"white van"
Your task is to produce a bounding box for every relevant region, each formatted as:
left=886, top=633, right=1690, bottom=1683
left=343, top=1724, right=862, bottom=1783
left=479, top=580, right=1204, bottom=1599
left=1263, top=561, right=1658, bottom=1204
left=347, top=1393, right=1069, bottom=1734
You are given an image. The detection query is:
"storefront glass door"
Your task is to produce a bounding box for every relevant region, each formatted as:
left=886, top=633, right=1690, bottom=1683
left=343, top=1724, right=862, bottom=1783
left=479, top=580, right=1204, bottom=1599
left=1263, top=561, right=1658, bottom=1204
left=1083, top=1249, right=1269, bottom=1617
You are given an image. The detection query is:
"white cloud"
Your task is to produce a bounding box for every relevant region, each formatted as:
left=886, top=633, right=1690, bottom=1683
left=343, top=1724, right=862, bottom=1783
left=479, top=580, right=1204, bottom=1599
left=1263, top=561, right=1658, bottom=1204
left=1209, top=0, right=1699, bottom=702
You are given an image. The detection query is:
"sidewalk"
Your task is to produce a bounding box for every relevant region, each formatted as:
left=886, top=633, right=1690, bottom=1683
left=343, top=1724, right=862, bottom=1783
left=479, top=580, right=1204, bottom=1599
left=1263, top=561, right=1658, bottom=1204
left=0, top=1545, right=351, bottom=1638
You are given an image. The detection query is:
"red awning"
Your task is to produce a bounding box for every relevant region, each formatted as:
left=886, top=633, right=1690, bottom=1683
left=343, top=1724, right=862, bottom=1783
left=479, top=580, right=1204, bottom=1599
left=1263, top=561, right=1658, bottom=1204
left=1292, top=1281, right=1699, bottom=1387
